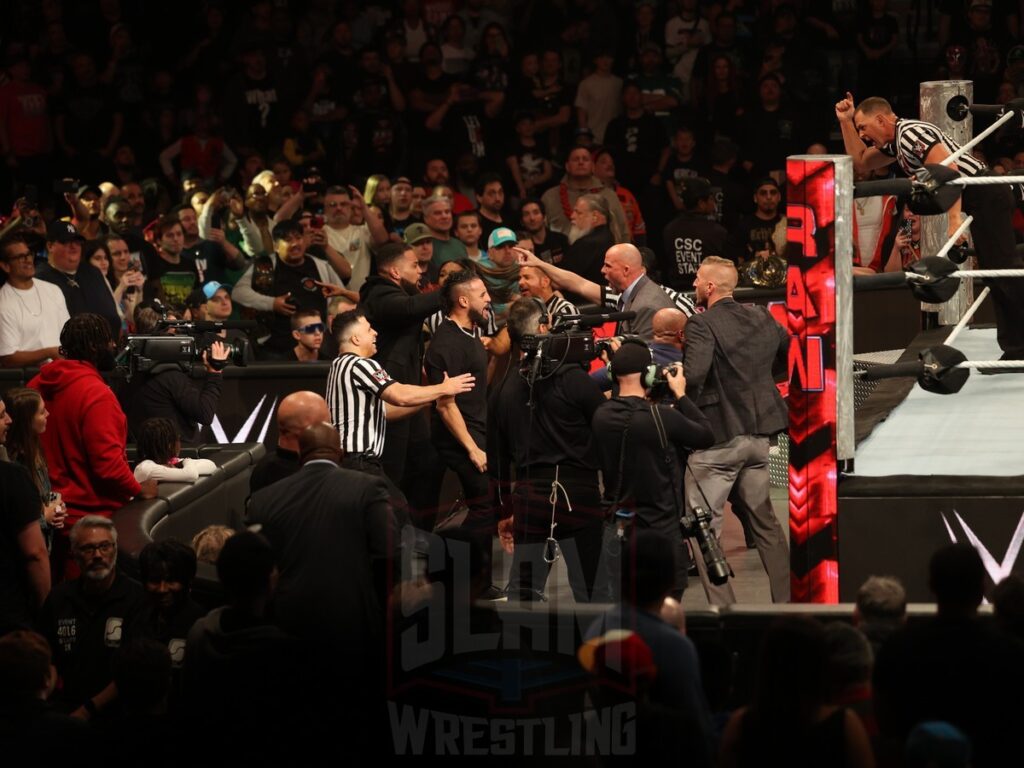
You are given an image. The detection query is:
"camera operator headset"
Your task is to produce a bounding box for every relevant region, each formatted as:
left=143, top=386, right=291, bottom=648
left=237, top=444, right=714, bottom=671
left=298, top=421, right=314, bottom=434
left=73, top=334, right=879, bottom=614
left=591, top=339, right=725, bottom=599
left=490, top=296, right=607, bottom=602
left=123, top=308, right=232, bottom=446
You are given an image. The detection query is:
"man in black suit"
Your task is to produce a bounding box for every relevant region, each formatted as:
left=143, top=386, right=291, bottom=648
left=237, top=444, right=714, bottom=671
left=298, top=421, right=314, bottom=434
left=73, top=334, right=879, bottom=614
left=684, top=256, right=790, bottom=605
left=246, top=423, right=396, bottom=671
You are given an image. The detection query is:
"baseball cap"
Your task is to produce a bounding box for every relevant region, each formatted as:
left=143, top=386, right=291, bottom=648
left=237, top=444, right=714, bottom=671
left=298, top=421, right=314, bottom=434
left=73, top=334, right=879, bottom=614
left=610, top=342, right=653, bottom=377
left=391, top=175, right=413, bottom=187
left=77, top=184, right=103, bottom=198
left=403, top=222, right=432, bottom=245
left=203, top=281, right=231, bottom=300
left=755, top=176, right=781, bottom=191
left=680, top=176, right=712, bottom=200
left=46, top=220, right=85, bottom=243
left=487, top=227, right=518, bottom=249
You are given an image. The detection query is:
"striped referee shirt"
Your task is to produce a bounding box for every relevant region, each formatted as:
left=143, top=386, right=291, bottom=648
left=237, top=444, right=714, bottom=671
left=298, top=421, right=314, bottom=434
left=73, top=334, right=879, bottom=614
left=881, top=118, right=986, bottom=177
left=325, top=353, right=395, bottom=458
left=545, top=294, right=578, bottom=317
left=602, top=283, right=696, bottom=317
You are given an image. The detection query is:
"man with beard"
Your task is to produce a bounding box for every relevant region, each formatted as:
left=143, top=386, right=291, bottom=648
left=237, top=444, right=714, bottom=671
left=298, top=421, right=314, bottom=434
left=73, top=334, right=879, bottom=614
left=424, top=270, right=494, bottom=536
left=359, top=242, right=445, bottom=490
left=540, top=146, right=628, bottom=242
left=683, top=257, right=790, bottom=605
left=39, top=516, right=146, bottom=719
left=728, top=177, right=786, bottom=271
left=0, top=232, right=70, bottom=368
left=559, top=193, right=618, bottom=287
left=29, top=315, right=157, bottom=576
left=423, top=157, right=473, bottom=212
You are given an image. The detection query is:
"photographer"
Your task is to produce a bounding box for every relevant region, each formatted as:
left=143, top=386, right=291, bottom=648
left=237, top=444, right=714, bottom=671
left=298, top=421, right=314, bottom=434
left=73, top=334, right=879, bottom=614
left=491, top=298, right=606, bottom=602
left=125, top=334, right=229, bottom=447
left=592, top=341, right=715, bottom=599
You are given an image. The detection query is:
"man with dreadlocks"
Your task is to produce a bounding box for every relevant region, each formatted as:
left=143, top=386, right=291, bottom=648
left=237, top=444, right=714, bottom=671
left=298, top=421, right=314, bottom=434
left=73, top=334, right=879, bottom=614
left=29, top=314, right=157, bottom=576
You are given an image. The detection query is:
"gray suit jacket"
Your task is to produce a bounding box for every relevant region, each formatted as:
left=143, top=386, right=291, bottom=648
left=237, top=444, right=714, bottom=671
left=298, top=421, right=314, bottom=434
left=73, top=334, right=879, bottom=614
left=619, top=274, right=677, bottom=341
left=683, top=297, right=789, bottom=445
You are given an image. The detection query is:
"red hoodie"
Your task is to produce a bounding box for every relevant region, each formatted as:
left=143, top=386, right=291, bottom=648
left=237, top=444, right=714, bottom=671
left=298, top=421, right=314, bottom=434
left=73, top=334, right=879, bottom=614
left=28, top=359, right=140, bottom=524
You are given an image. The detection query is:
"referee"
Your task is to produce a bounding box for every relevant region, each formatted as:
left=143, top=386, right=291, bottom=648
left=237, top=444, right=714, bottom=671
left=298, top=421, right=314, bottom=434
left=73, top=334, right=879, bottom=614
left=837, top=91, right=1024, bottom=360
left=326, top=309, right=475, bottom=480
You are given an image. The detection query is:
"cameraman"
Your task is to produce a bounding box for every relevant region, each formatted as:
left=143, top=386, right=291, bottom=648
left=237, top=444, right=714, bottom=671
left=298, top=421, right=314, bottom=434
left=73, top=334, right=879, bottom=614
left=125, top=333, right=229, bottom=446
left=491, top=298, right=606, bottom=602
left=591, top=341, right=715, bottom=598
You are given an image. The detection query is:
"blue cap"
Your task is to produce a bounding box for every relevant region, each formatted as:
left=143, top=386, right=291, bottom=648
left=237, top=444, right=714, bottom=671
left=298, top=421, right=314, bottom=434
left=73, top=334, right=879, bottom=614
left=487, top=227, right=517, bottom=249
left=202, top=281, right=230, bottom=300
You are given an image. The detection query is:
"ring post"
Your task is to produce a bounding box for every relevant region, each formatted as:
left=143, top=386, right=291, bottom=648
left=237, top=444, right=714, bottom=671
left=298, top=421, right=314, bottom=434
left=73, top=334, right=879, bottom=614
left=786, top=155, right=854, bottom=603
left=920, top=80, right=975, bottom=323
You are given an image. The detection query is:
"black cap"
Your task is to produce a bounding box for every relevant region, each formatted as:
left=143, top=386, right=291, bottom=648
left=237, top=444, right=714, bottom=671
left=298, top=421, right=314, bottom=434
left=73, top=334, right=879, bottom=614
left=46, top=219, right=85, bottom=244
left=610, top=342, right=653, bottom=377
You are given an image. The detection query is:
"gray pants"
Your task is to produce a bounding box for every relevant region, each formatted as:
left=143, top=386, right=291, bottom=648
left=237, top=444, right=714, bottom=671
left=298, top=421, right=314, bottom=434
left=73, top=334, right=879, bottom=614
left=685, top=434, right=790, bottom=605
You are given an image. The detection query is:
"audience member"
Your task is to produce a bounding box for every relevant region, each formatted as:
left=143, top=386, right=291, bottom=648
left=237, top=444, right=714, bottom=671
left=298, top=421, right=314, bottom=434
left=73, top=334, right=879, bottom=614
left=249, top=391, right=331, bottom=493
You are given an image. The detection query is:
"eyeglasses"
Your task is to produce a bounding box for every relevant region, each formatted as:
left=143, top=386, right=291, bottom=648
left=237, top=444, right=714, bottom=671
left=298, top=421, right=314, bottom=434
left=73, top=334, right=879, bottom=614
left=299, top=323, right=325, bottom=334
left=4, top=251, right=33, bottom=262
left=76, top=541, right=115, bottom=556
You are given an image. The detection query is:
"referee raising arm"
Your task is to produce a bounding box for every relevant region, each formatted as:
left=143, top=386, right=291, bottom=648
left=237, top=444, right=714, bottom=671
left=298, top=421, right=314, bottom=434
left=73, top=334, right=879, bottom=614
left=326, top=309, right=475, bottom=479
left=836, top=91, right=1024, bottom=360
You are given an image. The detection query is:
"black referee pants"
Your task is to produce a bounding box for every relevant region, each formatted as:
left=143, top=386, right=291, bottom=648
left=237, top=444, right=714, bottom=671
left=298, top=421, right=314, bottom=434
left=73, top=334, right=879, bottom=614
left=962, top=182, right=1024, bottom=357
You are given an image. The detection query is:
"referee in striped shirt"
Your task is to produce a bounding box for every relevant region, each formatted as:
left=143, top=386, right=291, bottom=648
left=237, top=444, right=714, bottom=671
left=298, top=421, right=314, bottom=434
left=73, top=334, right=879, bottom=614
left=326, top=309, right=475, bottom=479
left=837, top=91, right=1024, bottom=360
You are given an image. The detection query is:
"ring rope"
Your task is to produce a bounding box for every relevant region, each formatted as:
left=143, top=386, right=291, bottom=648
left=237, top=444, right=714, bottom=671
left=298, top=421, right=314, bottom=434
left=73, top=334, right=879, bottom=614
left=952, top=360, right=1024, bottom=370
left=939, top=110, right=1017, bottom=168
left=944, top=286, right=990, bottom=347
left=935, top=215, right=974, bottom=260
left=948, top=175, right=1024, bottom=185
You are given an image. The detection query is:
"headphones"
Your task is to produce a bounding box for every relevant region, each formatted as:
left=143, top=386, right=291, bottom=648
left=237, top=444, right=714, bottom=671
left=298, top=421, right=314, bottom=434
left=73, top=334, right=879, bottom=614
left=605, top=338, right=660, bottom=388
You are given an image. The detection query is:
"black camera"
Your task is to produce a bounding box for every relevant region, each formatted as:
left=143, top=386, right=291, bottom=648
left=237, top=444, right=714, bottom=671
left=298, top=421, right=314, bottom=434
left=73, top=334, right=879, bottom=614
left=680, top=505, right=732, bottom=585
left=123, top=327, right=248, bottom=379
left=595, top=334, right=645, bottom=358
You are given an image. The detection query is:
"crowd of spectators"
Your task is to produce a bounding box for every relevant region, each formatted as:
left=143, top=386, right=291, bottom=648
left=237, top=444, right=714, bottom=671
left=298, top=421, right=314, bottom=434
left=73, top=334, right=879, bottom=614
left=3, top=0, right=1024, bottom=762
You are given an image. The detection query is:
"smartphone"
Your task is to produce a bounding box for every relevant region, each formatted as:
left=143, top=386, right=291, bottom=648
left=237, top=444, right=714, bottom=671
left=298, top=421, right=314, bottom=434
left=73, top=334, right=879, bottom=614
left=126, top=253, right=143, bottom=294
left=311, top=214, right=324, bottom=230
left=899, top=219, right=913, bottom=238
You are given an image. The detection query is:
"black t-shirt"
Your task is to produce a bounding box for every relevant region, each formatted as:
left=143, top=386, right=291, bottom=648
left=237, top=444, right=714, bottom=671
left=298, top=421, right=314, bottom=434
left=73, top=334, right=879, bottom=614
left=730, top=212, right=783, bottom=265
left=663, top=154, right=708, bottom=201
left=424, top=318, right=489, bottom=448
left=266, top=257, right=327, bottom=352
left=144, top=253, right=200, bottom=308
left=604, top=112, right=667, bottom=193
left=532, top=228, right=569, bottom=266
left=506, top=137, right=552, bottom=195
left=591, top=396, right=714, bottom=523
left=662, top=212, right=730, bottom=289
left=35, top=263, right=121, bottom=341
left=0, top=462, right=42, bottom=634
left=40, top=572, right=147, bottom=708
left=183, top=240, right=227, bottom=284
left=491, top=364, right=605, bottom=472
left=561, top=225, right=615, bottom=287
